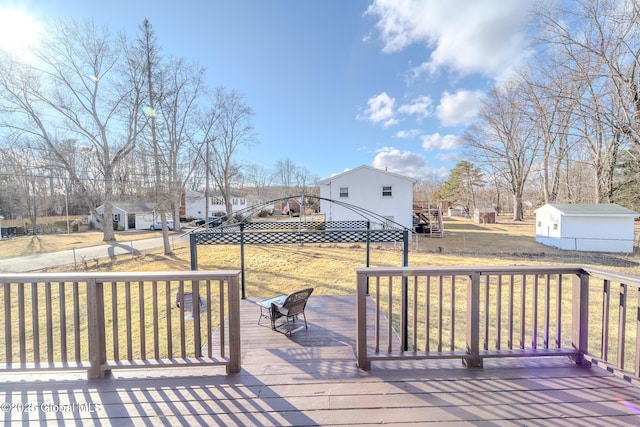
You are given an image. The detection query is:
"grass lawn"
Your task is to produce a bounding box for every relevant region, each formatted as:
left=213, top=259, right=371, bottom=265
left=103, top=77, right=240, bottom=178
left=53, top=215, right=638, bottom=298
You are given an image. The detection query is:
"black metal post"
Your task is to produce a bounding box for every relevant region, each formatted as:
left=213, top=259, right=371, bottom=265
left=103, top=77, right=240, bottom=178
left=402, top=229, right=409, bottom=351
left=365, top=221, right=371, bottom=295
left=240, top=222, right=246, bottom=299
left=189, top=233, right=198, bottom=271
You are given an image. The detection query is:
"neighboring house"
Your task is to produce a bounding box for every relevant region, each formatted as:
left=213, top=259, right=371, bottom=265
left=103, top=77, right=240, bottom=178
left=534, top=203, right=639, bottom=253
left=182, top=190, right=275, bottom=219
left=89, top=202, right=161, bottom=231
left=317, top=165, right=416, bottom=230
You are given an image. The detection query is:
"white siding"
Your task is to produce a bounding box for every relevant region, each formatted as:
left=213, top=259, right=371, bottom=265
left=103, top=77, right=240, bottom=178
left=318, top=166, right=415, bottom=230
left=534, top=204, right=637, bottom=253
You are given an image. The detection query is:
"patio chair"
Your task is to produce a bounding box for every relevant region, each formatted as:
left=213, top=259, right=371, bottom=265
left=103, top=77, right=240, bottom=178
left=260, top=288, right=314, bottom=334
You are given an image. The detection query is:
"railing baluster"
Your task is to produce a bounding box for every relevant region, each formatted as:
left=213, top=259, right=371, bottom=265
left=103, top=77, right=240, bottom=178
left=45, top=281, right=53, bottom=362
left=152, top=280, right=159, bottom=360
left=532, top=275, right=538, bottom=350
left=618, top=283, right=627, bottom=369
left=496, top=275, right=502, bottom=350
left=206, top=280, right=212, bottom=358
left=193, top=279, right=201, bottom=357
left=125, top=281, right=132, bottom=361
left=438, top=275, right=443, bottom=352
left=375, top=276, right=380, bottom=353
left=73, top=282, right=81, bottom=362
left=165, top=280, right=173, bottom=359
left=451, top=275, right=456, bottom=352
left=31, top=282, right=39, bottom=365
left=388, top=276, right=393, bottom=353
left=112, top=281, right=119, bottom=361
left=218, top=279, right=226, bottom=359
left=425, top=276, right=430, bottom=352
left=3, top=282, right=10, bottom=365
left=508, top=275, right=514, bottom=350
left=601, top=279, right=610, bottom=361
left=520, top=275, right=526, bottom=350
left=58, top=281, right=67, bottom=364
left=18, top=282, right=26, bottom=364
left=556, top=274, right=562, bottom=348
left=484, top=274, right=489, bottom=351
left=544, top=274, right=550, bottom=349
left=179, top=280, right=186, bottom=358
left=412, top=275, right=418, bottom=352
left=138, top=281, right=146, bottom=359
left=635, top=288, right=640, bottom=377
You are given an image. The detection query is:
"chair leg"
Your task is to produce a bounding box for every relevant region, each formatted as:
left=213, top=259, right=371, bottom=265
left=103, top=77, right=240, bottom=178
left=302, top=312, right=308, bottom=329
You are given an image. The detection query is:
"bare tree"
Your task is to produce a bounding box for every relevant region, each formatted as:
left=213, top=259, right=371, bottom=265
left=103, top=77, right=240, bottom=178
left=0, top=19, right=146, bottom=241
left=274, top=158, right=298, bottom=196
left=464, top=81, right=540, bottom=221
left=203, top=87, right=256, bottom=217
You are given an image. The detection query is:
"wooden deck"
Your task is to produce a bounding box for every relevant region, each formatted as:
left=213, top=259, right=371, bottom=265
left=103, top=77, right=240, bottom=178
left=2, top=295, right=640, bottom=425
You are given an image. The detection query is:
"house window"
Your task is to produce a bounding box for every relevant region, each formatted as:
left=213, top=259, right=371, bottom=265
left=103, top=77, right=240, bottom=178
left=113, top=213, right=120, bottom=222
left=537, top=221, right=541, bottom=227
left=553, top=224, right=558, bottom=230
left=382, top=186, right=392, bottom=197
left=339, top=187, right=349, bottom=198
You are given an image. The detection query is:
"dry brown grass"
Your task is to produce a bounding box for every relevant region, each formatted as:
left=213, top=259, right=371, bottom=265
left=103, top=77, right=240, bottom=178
left=0, top=230, right=161, bottom=259
left=69, top=215, right=638, bottom=298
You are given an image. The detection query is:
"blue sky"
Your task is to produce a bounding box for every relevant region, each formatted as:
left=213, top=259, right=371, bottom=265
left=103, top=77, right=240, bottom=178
left=1, top=0, right=536, bottom=181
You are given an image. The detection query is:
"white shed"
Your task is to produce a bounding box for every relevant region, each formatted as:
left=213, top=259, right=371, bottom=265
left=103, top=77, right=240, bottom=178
left=317, top=165, right=416, bottom=230
left=534, top=204, right=638, bottom=253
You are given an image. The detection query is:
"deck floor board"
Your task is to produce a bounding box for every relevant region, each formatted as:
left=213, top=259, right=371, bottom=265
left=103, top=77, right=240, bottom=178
left=1, top=295, right=640, bottom=425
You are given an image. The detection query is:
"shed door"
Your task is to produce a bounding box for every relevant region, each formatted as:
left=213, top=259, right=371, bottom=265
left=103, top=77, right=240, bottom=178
left=128, top=214, right=136, bottom=229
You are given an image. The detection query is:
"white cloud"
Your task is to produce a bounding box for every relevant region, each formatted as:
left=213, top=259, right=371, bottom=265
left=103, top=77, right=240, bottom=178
left=359, top=93, right=432, bottom=128
left=372, top=147, right=428, bottom=178
left=421, top=133, right=460, bottom=151
left=394, top=129, right=421, bottom=139
left=436, top=90, right=484, bottom=126
left=359, top=92, right=398, bottom=128
left=397, top=95, right=432, bottom=120
left=366, top=0, right=535, bottom=79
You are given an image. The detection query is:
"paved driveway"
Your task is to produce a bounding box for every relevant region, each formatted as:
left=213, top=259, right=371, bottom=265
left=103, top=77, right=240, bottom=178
left=0, top=233, right=190, bottom=273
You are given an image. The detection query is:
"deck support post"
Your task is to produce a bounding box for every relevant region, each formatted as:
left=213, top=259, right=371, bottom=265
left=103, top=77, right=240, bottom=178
left=571, top=272, right=590, bottom=366
left=226, top=273, right=242, bottom=373
left=87, top=279, right=107, bottom=379
left=463, top=272, right=482, bottom=368
left=356, top=271, right=371, bottom=370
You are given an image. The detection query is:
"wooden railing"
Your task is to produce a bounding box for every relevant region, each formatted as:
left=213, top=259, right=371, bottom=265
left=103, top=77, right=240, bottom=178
left=0, top=271, right=241, bottom=379
left=356, top=266, right=640, bottom=384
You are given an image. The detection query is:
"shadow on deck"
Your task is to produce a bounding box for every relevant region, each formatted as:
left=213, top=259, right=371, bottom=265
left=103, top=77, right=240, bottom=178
left=1, top=295, right=640, bottom=425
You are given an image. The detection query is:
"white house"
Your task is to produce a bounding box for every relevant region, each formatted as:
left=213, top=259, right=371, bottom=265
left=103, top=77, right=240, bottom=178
left=317, top=165, right=416, bottom=230
left=89, top=202, right=159, bottom=231
left=534, top=203, right=639, bottom=253
left=182, top=190, right=275, bottom=219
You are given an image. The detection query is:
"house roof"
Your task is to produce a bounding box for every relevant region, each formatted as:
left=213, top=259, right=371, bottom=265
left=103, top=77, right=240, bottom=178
left=111, top=202, right=156, bottom=213
left=535, top=203, right=639, bottom=217
left=317, top=165, right=417, bottom=185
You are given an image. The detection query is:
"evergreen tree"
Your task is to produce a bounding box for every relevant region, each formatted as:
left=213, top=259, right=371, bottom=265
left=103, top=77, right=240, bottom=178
left=434, top=161, right=485, bottom=216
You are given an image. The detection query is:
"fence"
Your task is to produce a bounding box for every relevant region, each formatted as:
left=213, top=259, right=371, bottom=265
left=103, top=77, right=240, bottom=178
left=0, top=270, right=241, bottom=379
left=355, top=265, right=640, bottom=386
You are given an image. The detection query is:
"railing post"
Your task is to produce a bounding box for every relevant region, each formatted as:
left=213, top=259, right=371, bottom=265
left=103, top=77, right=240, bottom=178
left=356, top=270, right=371, bottom=370
left=463, top=272, right=482, bottom=368
left=87, top=278, right=107, bottom=379
left=190, top=233, right=198, bottom=271
left=226, top=273, right=241, bottom=374
left=571, top=271, right=590, bottom=366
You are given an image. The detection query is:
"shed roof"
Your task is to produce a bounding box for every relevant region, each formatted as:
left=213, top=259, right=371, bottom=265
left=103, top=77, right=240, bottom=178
left=535, top=203, right=639, bottom=217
